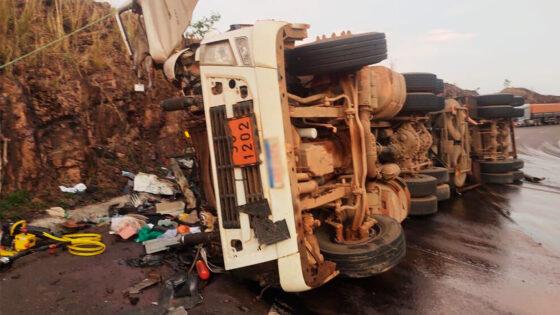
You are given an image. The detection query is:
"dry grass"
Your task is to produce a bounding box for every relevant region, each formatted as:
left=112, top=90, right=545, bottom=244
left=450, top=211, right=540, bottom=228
left=0, top=0, right=124, bottom=74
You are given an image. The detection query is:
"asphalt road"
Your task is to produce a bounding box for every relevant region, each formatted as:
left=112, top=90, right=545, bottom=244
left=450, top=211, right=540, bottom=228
left=1, top=125, right=559, bottom=315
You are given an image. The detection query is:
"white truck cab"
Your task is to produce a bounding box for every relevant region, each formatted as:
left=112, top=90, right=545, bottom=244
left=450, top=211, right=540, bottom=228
left=116, top=0, right=410, bottom=293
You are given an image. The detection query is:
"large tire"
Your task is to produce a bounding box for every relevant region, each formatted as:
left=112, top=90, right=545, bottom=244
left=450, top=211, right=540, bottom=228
left=477, top=105, right=514, bottom=119
left=409, top=195, right=438, bottom=216
left=436, top=184, right=451, bottom=201
left=420, top=167, right=449, bottom=185
left=435, top=79, right=444, bottom=94
left=511, top=96, right=525, bottom=107
left=511, top=158, right=524, bottom=170
left=316, top=215, right=406, bottom=277
left=287, top=32, right=387, bottom=76
left=399, top=93, right=445, bottom=115
left=512, top=107, right=524, bottom=118
left=404, top=174, right=438, bottom=197
left=481, top=172, right=514, bottom=184
left=479, top=160, right=515, bottom=173
left=476, top=94, right=514, bottom=106
left=403, top=73, right=438, bottom=93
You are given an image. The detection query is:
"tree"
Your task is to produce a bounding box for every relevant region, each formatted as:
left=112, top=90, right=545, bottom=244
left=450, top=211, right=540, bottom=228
left=186, top=13, right=221, bottom=39
left=504, top=79, right=511, bottom=88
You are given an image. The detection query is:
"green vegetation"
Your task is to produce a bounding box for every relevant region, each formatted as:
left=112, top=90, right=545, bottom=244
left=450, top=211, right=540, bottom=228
left=187, top=13, right=222, bottom=39
left=0, top=191, right=45, bottom=220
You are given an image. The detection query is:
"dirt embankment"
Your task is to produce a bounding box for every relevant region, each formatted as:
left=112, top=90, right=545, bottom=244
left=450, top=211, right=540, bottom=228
left=444, top=83, right=479, bottom=99
left=0, top=0, right=188, bottom=207
left=501, top=87, right=560, bottom=104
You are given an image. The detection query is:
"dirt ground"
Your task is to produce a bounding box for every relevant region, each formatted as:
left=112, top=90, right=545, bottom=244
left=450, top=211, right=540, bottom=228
left=1, top=125, right=560, bottom=315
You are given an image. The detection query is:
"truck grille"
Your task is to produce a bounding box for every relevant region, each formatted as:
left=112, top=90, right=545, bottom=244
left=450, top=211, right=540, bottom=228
left=210, top=105, right=239, bottom=228
left=233, top=101, right=264, bottom=204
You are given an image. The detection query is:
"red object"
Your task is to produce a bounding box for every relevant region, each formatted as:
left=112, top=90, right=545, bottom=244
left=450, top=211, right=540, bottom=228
left=228, top=116, right=259, bottom=166
left=195, top=259, right=210, bottom=280
left=177, top=225, right=190, bottom=235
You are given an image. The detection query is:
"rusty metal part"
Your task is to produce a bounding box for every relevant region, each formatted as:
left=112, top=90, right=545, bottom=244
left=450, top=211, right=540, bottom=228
left=298, top=180, right=319, bottom=195
left=303, top=213, right=324, bottom=265
left=358, top=66, right=407, bottom=120
left=366, top=178, right=410, bottom=223
left=288, top=93, right=327, bottom=105
left=278, top=26, right=337, bottom=288
left=339, top=77, right=369, bottom=241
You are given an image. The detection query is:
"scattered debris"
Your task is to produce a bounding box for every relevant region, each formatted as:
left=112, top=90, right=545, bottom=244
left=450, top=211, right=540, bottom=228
left=125, top=254, right=164, bottom=268
left=46, top=207, right=67, bottom=218
left=169, top=158, right=197, bottom=209
left=133, top=173, right=175, bottom=195
left=59, top=183, right=87, bottom=194
left=143, top=235, right=181, bottom=254
left=156, top=201, right=186, bottom=216
left=124, top=277, right=160, bottom=295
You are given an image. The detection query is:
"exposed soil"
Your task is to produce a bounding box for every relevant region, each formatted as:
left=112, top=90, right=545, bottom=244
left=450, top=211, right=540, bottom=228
left=0, top=1, right=191, bottom=213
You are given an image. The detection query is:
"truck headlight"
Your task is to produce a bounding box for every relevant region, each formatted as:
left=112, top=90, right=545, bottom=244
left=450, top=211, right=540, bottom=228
left=235, top=37, right=252, bottom=66
left=200, top=40, right=236, bottom=66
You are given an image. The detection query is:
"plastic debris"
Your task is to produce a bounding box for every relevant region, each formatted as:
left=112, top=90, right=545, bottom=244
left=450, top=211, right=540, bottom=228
left=133, top=173, right=175, bottom=195
left=111, top=216, right=145, bottom=240
left=178, top=211, right=199, bottom=225
left=136, top=225, right=164, bottom=243
left=59, top=183, right=87, bottom=194
left=160, top=229, right=178, bottom=239
left=121, top=170, right=136, bottom=180
left=143, top=235, right=181, bottom=254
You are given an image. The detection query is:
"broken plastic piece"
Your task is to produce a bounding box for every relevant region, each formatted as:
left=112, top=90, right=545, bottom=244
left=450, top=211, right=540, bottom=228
left=133, top=173, right=175, bottom=196
left=59, top=183, right=87, bottom=194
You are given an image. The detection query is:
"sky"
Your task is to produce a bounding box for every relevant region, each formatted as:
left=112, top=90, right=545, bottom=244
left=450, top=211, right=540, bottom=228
left=108, top=0, right=560, bottom=95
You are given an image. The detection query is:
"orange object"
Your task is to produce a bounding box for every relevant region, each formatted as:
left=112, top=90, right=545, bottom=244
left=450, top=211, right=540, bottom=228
left=177, top=225, right=190, bottom=235
left=530, top=103, right=560, bottom=114
left=196, top=259, right=210, bottom=280
left=228, top=116, right=258, bottom=166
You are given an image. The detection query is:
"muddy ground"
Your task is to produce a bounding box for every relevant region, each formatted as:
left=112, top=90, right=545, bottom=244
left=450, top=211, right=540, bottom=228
left=1, top=125, right=559, bottom=315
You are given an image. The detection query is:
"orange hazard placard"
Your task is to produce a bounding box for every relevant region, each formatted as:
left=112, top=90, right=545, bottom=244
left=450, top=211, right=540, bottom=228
left=228, top=116, right=259, bottom=166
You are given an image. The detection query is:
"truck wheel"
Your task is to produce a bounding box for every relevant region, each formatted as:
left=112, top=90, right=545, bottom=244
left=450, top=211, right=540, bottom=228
left=476, top=93, right=514, bottom=106
left=512, top=107, right=524, bottom=118
left=479, top=160, right=514, bottom=173
left=436, top=79, right=444, bottom=94
left=404, top=174, right=438, bottom=197
left=316, top=215, right=406, bottom=277
left=511, top=96, right=525, bottom=107
left=476, top=105, right=514, bottom=119
left=481, top=172, right=514, bottom=184
left=420, top=167, right=449, bottom=184
left=511, top=158, right=524, bottom=170
left=436, top=184, right=451, bottom=201
left=409, top=195, right=438, bottom=216
left=403, top=73, right=438, bottom=93
left=399, top=93, right=445, bottom=115
left=287, top=32, right=387, bottom=76
left=513, top=170, right=524, bottom=182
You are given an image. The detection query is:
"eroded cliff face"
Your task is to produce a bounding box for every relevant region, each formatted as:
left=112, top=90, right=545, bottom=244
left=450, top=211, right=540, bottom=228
left=0, top=1, right=188, bottom=201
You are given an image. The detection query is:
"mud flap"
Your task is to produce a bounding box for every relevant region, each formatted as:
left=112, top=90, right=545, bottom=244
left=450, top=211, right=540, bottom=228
left=239, top=199, right=290, bottom=245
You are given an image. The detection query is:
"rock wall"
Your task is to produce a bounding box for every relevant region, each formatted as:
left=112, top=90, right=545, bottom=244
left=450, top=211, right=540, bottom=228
left=0, top=1, right=188, bottom=201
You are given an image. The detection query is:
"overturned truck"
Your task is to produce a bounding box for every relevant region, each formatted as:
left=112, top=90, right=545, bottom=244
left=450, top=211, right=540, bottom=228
left=115, top=0, right=517, bottom=292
